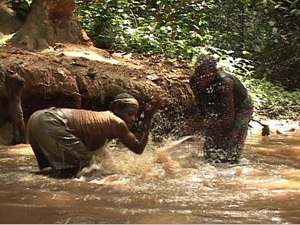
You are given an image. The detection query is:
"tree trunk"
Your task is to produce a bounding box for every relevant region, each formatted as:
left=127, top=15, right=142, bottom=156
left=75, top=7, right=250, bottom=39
left=0, top=1, right=24, bottom=34
left=10, top=0, right=92, bottom=50
left=5, top=70, right=26, bottom=144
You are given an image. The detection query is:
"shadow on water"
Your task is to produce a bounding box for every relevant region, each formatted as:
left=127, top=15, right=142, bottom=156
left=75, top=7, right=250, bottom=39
left=0, top=130, right=300, bottom=224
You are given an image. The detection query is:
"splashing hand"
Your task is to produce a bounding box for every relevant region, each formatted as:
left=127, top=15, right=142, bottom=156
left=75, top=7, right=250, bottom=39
left=144, top=97, right=162, bottom=120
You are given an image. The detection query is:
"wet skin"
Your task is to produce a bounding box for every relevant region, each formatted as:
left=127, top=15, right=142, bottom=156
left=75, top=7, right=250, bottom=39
left=115, top=106, right=139, bottom=130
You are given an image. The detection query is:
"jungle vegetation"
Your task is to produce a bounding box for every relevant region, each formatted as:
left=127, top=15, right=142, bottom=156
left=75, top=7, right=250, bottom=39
left=75, top=0, right=300, bottom=120
left=7, top=0, right=300, bottom=119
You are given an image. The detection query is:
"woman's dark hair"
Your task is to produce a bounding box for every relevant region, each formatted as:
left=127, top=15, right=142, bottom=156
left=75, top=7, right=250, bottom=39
left=109, top=93, right=139, bottom=110
left=195, top=55, right=217, bottom=76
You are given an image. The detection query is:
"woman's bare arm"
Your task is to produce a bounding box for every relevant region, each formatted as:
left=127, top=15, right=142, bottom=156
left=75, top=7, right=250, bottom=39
left=118, top=99, right=162, bottom=154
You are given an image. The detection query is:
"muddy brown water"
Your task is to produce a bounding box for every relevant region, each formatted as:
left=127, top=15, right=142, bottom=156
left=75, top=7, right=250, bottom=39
left=0, top=129, right=299, bottom=224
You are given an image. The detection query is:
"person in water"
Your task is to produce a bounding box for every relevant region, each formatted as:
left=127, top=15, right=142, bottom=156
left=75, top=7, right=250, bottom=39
left=189, top=55, right=253, bottom=163
left=27, top=93, right=162, bottom=178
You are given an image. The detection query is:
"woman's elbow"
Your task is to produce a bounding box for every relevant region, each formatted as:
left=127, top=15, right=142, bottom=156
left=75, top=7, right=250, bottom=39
left=130, top=145, right=145, bottom=155
left=134, top=147, right=145, bottom=155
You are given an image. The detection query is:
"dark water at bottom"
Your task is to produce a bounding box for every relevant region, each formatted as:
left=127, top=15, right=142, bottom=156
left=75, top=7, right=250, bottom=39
left=0, top=130, right=299, bottom=224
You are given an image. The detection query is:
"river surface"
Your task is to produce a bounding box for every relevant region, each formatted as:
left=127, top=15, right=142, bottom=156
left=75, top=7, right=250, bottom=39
left=0, top=127, right=299, bottom=224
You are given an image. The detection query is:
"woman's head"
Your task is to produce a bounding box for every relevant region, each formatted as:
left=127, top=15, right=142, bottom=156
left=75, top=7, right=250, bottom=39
left=110, top=93, right=139, bottom=129
left=194, top=55, right=218, bottom=78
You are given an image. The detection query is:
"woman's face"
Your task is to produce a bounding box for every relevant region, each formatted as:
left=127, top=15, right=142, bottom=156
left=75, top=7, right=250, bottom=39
left=195, top=65, right=217, bottom=87
left=115, top=106, right=139, bottom=129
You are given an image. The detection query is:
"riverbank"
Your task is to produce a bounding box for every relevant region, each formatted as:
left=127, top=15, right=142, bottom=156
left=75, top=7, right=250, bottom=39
left=0, top=44, right=299, bottom=146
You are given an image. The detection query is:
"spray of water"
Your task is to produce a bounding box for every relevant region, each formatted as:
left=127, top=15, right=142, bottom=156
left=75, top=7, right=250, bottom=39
left=77, top=135, right=196, bottom=183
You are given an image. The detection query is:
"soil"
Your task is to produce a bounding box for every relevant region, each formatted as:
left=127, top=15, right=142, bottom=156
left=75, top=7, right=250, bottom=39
left=1, top=35, right=299, bottom=146
left=0, top=36, right=195, bottom=145
left=0, top=41, right=194, bottom=106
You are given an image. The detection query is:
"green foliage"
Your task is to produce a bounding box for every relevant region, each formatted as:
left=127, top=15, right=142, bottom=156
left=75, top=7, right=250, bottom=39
left=212, top=50, right=300, bottom=119
left=243, top=78, right=300, bottom=119
left=6, top=0, right=32, bottom=5
left=75, top=0, right=300, bottom=120
left=76, top=0, right=300, bottom=68
left=76, top=0, right=214, bottom=59
left=244, top=0, right=300, bottom=77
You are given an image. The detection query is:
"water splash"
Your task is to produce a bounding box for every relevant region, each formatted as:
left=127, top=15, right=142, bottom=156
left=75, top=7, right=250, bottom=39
left=77, top=135, right=195, bottom=182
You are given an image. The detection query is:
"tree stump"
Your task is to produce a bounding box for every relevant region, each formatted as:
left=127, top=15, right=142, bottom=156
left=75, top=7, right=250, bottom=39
left=10, top=0, right=92, bottom=50
left=5, top=70, right=26, bottom=144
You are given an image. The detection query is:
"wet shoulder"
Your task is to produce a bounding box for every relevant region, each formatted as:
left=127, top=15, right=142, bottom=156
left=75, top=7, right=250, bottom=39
left=71, top=109, right=124, bottom=125
left=94, top=110, right=125, bottom=125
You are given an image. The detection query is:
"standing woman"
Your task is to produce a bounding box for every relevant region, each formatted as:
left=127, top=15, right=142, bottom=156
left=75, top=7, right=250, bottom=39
left=27, top=93, right=161, bottom=178
left=189, top=55, right=253, bottom=163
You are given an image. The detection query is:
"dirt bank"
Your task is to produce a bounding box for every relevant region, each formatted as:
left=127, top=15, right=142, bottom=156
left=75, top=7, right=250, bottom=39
left=1, top=43, right=299, bottom=146
left=0, top=43, right=196, bottom=145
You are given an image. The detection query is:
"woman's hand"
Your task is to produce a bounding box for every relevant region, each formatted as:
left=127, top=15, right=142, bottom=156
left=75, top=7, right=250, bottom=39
left=143, top=97, right=162, bottom=120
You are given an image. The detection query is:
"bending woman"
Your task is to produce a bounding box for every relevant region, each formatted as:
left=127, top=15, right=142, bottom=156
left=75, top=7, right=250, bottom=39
left=27, top=93, right=161, bottom=178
